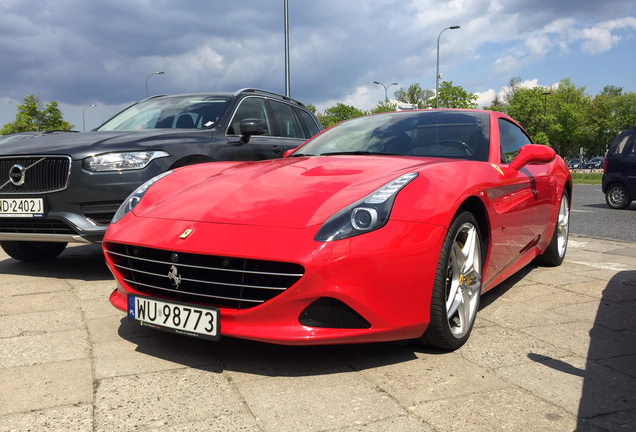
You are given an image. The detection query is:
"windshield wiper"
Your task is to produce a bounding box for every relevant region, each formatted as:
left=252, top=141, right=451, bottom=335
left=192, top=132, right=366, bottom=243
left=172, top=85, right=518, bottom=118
left=320, top=151, right=403, bottom=156
left=289, top=153, right=315, bottom=157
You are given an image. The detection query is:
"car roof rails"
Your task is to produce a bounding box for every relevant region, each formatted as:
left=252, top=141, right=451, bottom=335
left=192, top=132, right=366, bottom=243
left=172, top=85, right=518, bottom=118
left=233, top=88, right=306, bottom=107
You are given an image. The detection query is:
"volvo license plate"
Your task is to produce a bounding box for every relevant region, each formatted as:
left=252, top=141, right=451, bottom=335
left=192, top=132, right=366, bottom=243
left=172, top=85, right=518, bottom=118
left=0, top=198, right=44, bottom=217
left=127, top=295, right=220, bottom=340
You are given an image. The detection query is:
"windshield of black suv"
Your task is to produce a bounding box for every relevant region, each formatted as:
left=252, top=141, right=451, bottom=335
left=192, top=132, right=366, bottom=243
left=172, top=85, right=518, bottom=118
left=97, top=96, right=230, bottom=131
left=292, top=111, right=490, bottom=162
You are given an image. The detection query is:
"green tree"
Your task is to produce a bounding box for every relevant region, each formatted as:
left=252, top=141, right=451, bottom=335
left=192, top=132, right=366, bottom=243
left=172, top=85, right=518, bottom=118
left=435, top=81, right=478, bottom=109
left=584, top=87, right=621, bottom=156
left=394, top=83, right=434, bottom=109
left=1, top=95, right=74, bottom=134
left=305, top=104, right=317, bottom=114
left=506, top=87, right=551, bottom=145
left=482, top=94, right=506, bottom=112
left=319, top=103, right=367, bottom=128
left=547, top=78, right=589, bottom=157
left=368, top=100, right=397, bottom=114
left=613, top=92, right=636, bottom=132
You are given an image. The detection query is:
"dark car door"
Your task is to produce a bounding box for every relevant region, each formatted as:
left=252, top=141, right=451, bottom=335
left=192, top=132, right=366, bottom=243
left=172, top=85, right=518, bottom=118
left=624, top=135, right=636, bottom=197
left=225, top=97, right=285, bottom=161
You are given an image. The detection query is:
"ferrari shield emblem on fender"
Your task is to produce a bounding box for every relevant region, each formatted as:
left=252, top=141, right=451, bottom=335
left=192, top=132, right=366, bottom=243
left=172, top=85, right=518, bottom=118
left=490, top=164, right=504, bottom=176
left=179, top=229, right=193, bottom=239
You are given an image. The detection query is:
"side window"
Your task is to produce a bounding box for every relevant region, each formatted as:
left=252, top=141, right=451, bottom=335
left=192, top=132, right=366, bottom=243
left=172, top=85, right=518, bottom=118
left=498, top=119, right=531, bottom=163
left=628, top=136, right=636, bottom=157
left=612, top=134, right=632, bottom=156
left=229, top=98, right=272, bottom=136
left=295, top=107, right=321, bottom=138
left=270, top=100, right=303, bottom=138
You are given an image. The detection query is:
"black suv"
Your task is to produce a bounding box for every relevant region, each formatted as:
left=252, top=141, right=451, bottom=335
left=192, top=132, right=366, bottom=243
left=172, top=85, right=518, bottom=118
left=602, top=126, right=636, bottom=209
left=0, top=89, right=322, bottom=261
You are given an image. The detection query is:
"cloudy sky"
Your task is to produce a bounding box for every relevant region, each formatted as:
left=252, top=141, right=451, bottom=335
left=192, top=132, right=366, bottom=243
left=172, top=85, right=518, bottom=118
left=1, top=0, right=635, bottom=131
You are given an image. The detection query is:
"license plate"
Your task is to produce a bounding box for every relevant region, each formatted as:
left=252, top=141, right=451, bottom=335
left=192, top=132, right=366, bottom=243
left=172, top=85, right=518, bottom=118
left=0, top=198, right=44, bottom=217
left=127, top=295, right=220, bottom=340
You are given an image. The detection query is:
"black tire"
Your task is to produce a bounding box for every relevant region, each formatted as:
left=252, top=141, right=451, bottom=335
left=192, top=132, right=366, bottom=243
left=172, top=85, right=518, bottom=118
left=0, top=241, right=67, bottom=262
left=605, top=183, right=631, bottom=209
left=420, top=211, right=483, bottom=351
left=535, top=190, right=570, bottom=267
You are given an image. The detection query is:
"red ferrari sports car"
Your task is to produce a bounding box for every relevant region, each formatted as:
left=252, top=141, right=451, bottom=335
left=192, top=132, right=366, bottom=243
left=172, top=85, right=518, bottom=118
left=104, top=109, right=571, bottom=350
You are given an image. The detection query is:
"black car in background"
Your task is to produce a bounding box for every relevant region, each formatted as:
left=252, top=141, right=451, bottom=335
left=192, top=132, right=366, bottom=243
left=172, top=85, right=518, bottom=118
left=588, top=156, right=605, bottom=169
left=0, top=89, right=322, bottom=261
left=602, top=126, right=636, bottom=209
left=567, top=158, right=588, bottom=170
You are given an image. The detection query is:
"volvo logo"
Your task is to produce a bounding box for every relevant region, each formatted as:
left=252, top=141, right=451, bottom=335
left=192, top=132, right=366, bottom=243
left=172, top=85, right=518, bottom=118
left=168, top=265, right=182, bottom=288
left=9, top=164, right=26, bottom=186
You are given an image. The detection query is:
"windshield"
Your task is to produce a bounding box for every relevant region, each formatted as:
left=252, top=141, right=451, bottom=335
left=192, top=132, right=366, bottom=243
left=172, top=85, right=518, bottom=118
left=294, top=111, right=490, bottom=161
left=97, top=96, right=230, bottom=131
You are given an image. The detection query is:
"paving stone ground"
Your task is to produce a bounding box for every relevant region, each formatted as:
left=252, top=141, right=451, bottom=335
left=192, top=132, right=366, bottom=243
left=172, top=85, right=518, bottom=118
left=1, top=235, right=635, bottom=431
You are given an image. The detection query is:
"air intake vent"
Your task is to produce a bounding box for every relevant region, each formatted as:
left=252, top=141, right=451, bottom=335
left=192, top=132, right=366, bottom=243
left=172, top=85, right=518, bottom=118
left=299, top=297, right=371, bottom=329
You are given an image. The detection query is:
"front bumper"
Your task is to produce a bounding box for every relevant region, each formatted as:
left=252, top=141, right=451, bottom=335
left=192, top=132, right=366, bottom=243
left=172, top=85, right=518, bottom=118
left=105, top=216, right=446, bottom=345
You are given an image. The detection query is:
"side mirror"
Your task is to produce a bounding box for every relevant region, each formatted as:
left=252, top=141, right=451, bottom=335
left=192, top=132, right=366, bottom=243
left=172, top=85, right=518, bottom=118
left=238, top=118, right=268, bottom=144
left=509, top=144, right=555, bottom=171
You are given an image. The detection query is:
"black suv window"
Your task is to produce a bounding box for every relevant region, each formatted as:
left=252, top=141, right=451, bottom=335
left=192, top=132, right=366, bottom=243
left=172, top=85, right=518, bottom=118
left=270, top=100, right=303, bottom=139
left=498, top=119, right=531, bottom=163
left=228, top=97, right=273, bottom=136
left=98, top=96, right=230, bottom=131
left=295, top=107, right=321, bottom=138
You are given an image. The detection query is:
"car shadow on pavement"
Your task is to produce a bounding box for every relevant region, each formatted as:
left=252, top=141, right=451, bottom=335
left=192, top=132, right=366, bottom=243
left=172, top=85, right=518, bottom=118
left=113, top=266, right=539, bottom=377
left=115, top=322, right=445, bottom=377
left=0, top=243, right=111, bottom=281
left=527, top=270, right=636, bottom=430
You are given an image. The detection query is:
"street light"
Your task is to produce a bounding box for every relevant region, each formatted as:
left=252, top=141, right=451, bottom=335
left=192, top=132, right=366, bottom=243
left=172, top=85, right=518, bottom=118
left=542, top=89, right=551, bottom=134
left=83, top=104, right=96, bottom=132
left=373, top=81, right=398, bottom=112
left=145, top=71, right=164, bottom=98
left=436, top=25, right=460, bottom=109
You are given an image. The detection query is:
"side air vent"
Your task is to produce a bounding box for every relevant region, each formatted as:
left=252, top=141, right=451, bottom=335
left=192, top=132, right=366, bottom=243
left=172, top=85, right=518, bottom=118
left=299, top=297, right=371, bottom=329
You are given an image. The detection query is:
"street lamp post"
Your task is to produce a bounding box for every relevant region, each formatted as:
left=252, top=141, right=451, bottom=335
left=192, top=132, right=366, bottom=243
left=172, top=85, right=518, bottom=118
left=436, top=25, right=460, bottom=109
left=373, top=81, right=398, bottom=112
left=83, top=104, right=96, bottom=132
left=145, top=71, right=164, bottom=98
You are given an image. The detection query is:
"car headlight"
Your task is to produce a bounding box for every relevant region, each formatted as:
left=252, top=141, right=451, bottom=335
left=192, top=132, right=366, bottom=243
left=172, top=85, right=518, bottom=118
left=111, top=171, right=173, bottom=224
left=315, top=172, right=418, bottom=242
left=83, top=151, right=170, bottom=172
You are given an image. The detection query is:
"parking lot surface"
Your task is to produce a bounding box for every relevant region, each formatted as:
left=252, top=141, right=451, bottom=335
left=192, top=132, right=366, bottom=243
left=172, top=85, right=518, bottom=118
left=1, top=235, right=635, bottom=431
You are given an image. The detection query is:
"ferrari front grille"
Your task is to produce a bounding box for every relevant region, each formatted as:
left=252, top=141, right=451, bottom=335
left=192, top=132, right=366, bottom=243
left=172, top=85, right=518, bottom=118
left=0, top=156, right=71, bottom=193
left=104, top=243, right=304, bottom=310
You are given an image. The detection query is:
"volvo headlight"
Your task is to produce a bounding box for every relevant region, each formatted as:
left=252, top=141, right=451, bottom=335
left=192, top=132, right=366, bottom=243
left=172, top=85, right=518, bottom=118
left=111, top=171, right=173, bottom=224
left=83, top=151, right=170, bottom=172
left=315, top=172, right=418, bottom=242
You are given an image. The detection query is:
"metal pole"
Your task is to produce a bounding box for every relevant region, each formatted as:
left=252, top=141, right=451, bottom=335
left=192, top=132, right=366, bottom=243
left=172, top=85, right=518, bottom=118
left=83, top=104, right=96, bottom=132
left=284, top=0, right=290, bottom=97
left=373, top=81, right=398, bottom=112
left=436, top=26, right=459, bottom=109
left=145, top=71, right=164, bottom=98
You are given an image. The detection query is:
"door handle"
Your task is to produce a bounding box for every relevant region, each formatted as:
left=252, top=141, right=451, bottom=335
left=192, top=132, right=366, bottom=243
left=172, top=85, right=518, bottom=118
left=271, top=146, right=283, bottom=153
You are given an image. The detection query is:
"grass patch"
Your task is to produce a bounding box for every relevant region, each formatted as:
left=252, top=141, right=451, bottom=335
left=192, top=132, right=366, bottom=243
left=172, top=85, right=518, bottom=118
left=570, top=171, right=602, bottom=184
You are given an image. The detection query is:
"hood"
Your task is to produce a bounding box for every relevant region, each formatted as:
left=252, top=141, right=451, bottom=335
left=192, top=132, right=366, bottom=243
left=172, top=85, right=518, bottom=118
left=138, top=156, right=436, bottom=229
left=0, top=129, right=212, bottom=159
